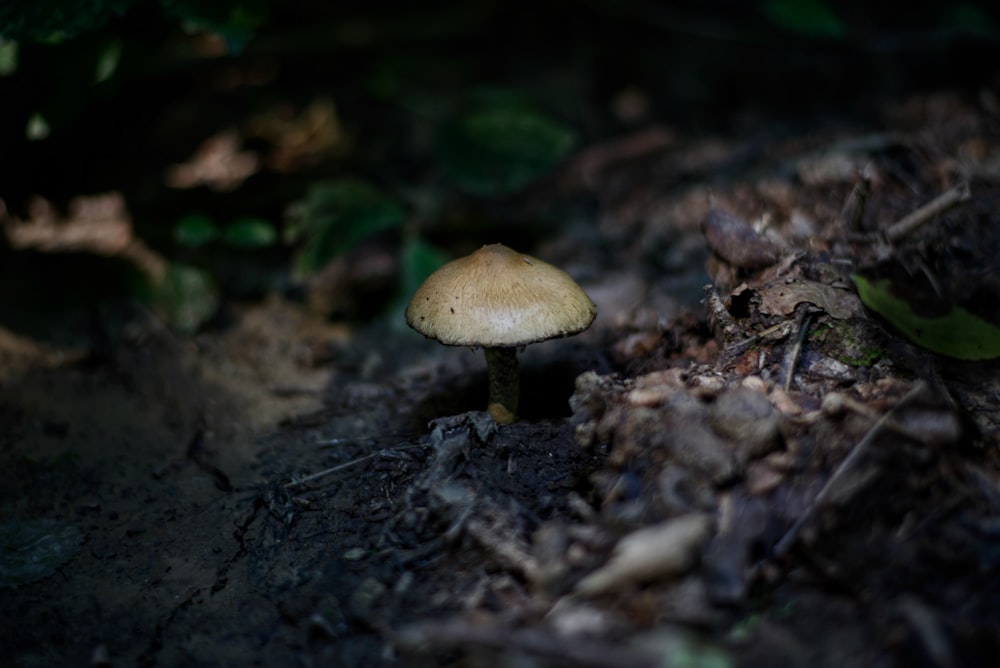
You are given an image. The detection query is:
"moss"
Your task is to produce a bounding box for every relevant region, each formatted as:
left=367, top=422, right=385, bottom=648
left=810, top=319, right=884, bottom=368
left=836, top=345, right=884, bottom=368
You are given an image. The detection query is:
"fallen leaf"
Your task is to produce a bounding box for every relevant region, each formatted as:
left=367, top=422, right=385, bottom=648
left=757, top=279, right=861, bottom=319
left=2, top=193, right=166, bottom=281
left=165, top=130, right=259, bottom=191
left=852, top=275, right=1000, bottom=360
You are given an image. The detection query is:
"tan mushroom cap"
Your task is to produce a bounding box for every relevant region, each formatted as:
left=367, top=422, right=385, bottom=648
left=406, top=243, right=596, bottom=347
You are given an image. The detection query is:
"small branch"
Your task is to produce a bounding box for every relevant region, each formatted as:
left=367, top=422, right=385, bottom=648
left=837, top=163, right=873, bottom=230
left=284, top=444, right=422, bottom=489
left=705, top=285, right=741, bottom=342
left=783, top=310, right=813, bottom=392
left=724, top=320, right=792, bottom=353
left=284, top=453, right=381, bottom=489
left=885, top=183, right=971, bottom=242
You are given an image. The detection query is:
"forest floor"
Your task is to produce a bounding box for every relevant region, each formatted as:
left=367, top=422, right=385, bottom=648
left=2, top=77, right=1000, bottom=666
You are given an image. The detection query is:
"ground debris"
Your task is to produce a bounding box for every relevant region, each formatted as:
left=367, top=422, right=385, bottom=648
left=574, top=513, right=713, bottom=596
left=756, top=279, right=861, bottom=320
left=392, top=615, right=665, bottom=668
left=430, top=480, right=539, bottom=578
left=702, top=207, right=781, bottom=270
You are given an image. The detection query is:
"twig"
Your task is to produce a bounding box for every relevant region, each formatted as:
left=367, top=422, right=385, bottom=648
left=896, top=595, right=955, bottom=668
left=885, top=183, right=971, bottom=242
left=284, top=453, right=382, bottom=489
left=772, top=382, right=927, bottom=558
left=820, top=392, right=944, bottom=445
left=704, top=284, right=740, bottom=342
left=837, top=162, right=873, bottom=230
left=724, top=320, right=792, bottom=351
left=284, top=444, right=422, bottom=489
left=783, top=310, right=812, bottom=392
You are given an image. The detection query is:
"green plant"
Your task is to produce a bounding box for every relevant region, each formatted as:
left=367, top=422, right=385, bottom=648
left=434, top=90, right=575, bottom=196
left=852, top=274, right=1000, bottom=360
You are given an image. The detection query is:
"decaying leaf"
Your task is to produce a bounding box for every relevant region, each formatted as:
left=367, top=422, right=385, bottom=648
left=2, top=193, right=167, bottom=282
left=165, top=130, right=259, bottom=191
left=245, top=97, right=345, bottom=172
left=757, top=279, right=861, bottom=320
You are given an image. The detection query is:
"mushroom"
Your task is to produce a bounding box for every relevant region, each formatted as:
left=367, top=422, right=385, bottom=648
left=406, top=243, right=596, bottom=424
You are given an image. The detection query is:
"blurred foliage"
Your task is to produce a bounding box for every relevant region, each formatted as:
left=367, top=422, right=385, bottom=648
left=221, top=217, right=277, bottom=248
left=387, top=235, right=452, bottom=331
left=852, top=275, right=1000, bottom=360
left=93, top=38, right=121, bottom=81
left=366, top=53, right=471, bottom=117
left=400, top=235, right=450, bottom=299
left=288, top=179, right=406, bottom=278
left=174, top=214, right=220, bottom=248
left=434, top=90, right=576, bottom=197
left=0, top=0, right=133, bottom=41
left=0, top=0, right=267, bottom=43
left=0, top=40, right=18, bottom=75
left=943, top=4, right=997, bottom=34
left=175, top=214, right=276, bottom=249
left=160, top=0, right=270, bottom=51
left=762, top=0, right=845, bottom=38
left=147, top=263, right=219, bottom=332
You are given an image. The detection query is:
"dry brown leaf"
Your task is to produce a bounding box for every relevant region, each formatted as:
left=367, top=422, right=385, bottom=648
left=756, top=279, right=861, bottom=320
left=2, top=193, right=166, bottom=282
left=165, top=130, right=259, bottom=191
left=245, top=98, right=345, bottom=172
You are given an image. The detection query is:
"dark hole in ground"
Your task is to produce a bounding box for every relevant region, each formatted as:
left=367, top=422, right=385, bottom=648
left=518, top=357, right=590, bottom=422
left=411, top=355, right=590, bottom=426
left=728, top=287, right=753, bottom=319
left=411, top=371, right=487, bottom=426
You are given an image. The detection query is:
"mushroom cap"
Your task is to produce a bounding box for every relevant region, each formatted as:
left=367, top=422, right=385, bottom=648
left=406, top=243, right=596, bottom=347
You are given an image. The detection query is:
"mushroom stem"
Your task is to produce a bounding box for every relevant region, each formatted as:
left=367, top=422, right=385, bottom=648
left=484, top=347, right=519, bottom=425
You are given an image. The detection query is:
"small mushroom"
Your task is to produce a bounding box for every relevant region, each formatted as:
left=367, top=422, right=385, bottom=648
left=406, top=243, right=596, bottom=425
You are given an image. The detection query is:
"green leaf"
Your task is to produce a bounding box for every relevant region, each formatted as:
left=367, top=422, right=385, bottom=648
left=851, top=274, right=1000, bottom=360
left=942, top=5, right=997, bottom=35
left=762, top=0, right=845, bottom=38
left=0, top=39, right=18, bottom=76
left=435, top=93, right=576, bottom=196
left=25, top=111, right=50, bottom=140
left=221, top=217, right=276, bottom=248
left=0, top=518, right=83, bottom=587
left=400, top=236, right=449, bottom=297
left=291, top=179, right=405, bottom=276
left=390, top=236, right=450, bottom=330
left=148, top=262, right=219, bottom=332
left=0, top=0, right=133, bottom=42
left=94, top=38, right=120, bottom=82
left=366, top=54, right=466, bottom=116
left=161, top=0, right=270, bottom=52
left=174, top=213, right=219, bottom=247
